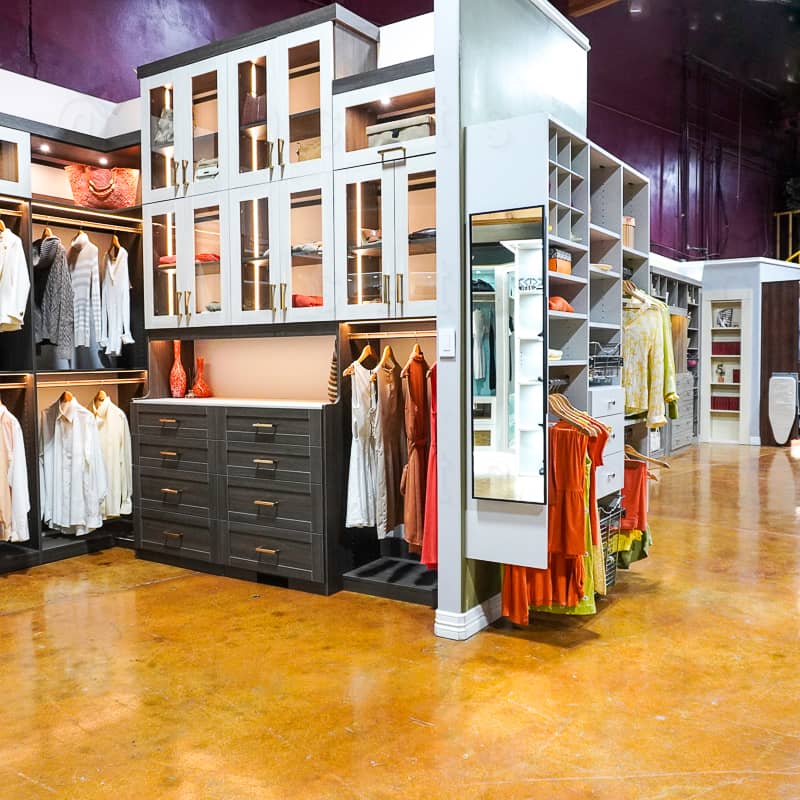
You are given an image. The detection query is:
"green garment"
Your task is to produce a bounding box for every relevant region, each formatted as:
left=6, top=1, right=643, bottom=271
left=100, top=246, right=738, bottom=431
left=616, top=526, right=652, bottom=569
left=530, top=458, right=596, bottom=616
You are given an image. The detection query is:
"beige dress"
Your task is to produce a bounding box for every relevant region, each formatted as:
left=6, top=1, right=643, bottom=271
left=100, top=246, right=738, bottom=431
left=373, top=362, right=406, bottom=539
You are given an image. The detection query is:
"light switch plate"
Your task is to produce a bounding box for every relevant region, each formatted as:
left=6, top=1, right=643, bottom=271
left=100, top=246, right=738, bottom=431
left=438, top=327, right=456, bottom=358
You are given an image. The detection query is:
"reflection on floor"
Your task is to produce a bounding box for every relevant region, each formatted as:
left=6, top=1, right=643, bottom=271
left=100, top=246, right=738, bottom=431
left=1, top=444, right=799, bottom=798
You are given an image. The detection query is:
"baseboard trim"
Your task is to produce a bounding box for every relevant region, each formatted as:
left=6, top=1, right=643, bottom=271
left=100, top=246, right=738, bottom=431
left=434, top=593, right=502, bottom=640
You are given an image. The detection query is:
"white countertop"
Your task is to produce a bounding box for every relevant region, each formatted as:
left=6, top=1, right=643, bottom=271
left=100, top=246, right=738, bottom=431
left=133, top=397, right=329, bottom=409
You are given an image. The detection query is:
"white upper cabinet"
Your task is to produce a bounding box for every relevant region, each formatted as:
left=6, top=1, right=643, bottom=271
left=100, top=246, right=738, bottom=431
left=226, top=23, right=333, bottom=188
left=141, top=57, right=230, bottom=205
left=0, top=126, right=31, bottom=198
left=335, top=153, right=436, bottom=320
left=333, top=71, right=435, bottom=170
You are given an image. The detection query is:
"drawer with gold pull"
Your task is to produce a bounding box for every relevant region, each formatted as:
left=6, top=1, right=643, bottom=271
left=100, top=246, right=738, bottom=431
left=137, top=467, right=214, bottom=518
left=224, top=476, right=322, bottom=533
left=222, top=440, right=321, bottom=483
left=135, top=435, right=210, bottom=473
left=225, top=522, right=322, bottom=581
left=223, top=407, right=321, bottom=447
left=138, top=510, right=215, bottom=561
left=134, top=404, right=211, bottom=440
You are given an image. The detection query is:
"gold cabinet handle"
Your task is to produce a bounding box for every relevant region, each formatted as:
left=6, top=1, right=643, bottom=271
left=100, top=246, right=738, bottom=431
left=269, top=283, right=277, bottom=312
left=382, top=274, right=390, bottom=304
left=254, top=500, right=279, bottom=508
left=378, top=144, right=407, bottom=163
left=176, top=290, right=183, bottom=325
left=171, top=160, right=179, bottom=189
left=181, top=159, right=189, bottom=191
left=184, top=290, right=192, bottom=325
left=396, top=273, right=404, bottom=306
left=159, top=418, right=177, bottom=424
left=159, top=450, right=178, bottom=458
left=160, top=487, right=180, bottom=495
left=255, top=546, right=279, bottom=556
left=266, top=140, right=274, bottom=170
left=163, top=530, right=183, bottom=539
left=253, top=458, right=275, bottom=465
left=252, top=422, right=274, bottom=429
left=277, top=138, right=285, bottom=168
left=280, top=282, right=287, bottom=311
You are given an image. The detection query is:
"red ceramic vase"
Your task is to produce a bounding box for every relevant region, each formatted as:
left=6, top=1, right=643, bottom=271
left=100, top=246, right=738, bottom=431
left=169, top=340, right=187, bottom=398
left=191, top=357, right=212, bottom=398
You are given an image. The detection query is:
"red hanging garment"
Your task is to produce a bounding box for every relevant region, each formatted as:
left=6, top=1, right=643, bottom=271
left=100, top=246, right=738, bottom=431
left=421, top=363, right=438, bottom=568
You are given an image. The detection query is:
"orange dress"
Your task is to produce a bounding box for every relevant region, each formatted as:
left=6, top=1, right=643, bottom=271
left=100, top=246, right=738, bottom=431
left=401, top=352, right=430, bottom=549
left=502, top=422, right=590, bottom=624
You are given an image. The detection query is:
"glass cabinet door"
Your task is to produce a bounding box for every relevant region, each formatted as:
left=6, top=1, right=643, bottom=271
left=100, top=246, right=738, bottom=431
left=397, top=155, right=437, bottom=317
left=0, top=126, right=30, bottom=197
left=143, top=79, right=178, bottom=203
left=230, top=185, right=278, bottom=324
left=143, top=201, right=181, bottom=328
left=235, top=53, right=273, bottom=179
left=281, top=174, right=333, bottom=321
left=335, top=164, right=394, bottom=320
left=278, top=25, right=332, bottom=178
left=186, top=196, right=229, bottom=326
left=187, top=62, right=228, bottom=196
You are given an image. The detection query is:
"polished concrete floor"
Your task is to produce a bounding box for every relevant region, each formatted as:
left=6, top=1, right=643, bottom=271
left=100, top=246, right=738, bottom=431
left=1, top=444, right=798, bottom=799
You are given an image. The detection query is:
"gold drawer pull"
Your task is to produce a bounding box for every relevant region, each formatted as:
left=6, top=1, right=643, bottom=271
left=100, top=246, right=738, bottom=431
left=255, top=547, right=279, bottom=556
left=160, top=487, right=180, bottom=495
left=160, top=450, right=178, bottom=457
left=252, top=422, right=274, bottom=429
left=253, top=458, right=275, bottom=465
left=163, top=530, right=183, bottom=539
left=159, top=418, right=177, bottom=424
left=254, top=500, right=279, bottom=508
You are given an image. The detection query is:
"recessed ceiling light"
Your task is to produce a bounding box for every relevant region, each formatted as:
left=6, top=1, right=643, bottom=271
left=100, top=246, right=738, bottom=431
left=380, top=97, right=391, bottom=106
left=99, top=157, right=109, bottom=166
left=39, top=143, right=50, bottom=153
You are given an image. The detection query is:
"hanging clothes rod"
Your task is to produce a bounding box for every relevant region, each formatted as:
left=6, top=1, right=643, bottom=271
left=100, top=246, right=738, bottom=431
left=348, top=330, right=437, bottom=341
left=0, top=382, right=29, bottom=390
left=37, top=377, right=147, bottom=388
left=32, top=214, right=141, bottom=235
left=0, top=208, right=25, bottom=219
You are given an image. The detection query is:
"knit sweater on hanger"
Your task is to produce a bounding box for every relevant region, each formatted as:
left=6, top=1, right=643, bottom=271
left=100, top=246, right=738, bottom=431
left=68, top=232, right=101, bottom=348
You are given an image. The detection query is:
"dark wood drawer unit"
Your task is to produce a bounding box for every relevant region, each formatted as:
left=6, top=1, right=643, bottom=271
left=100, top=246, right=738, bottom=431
left=139, top=510, right=216, bottom=562
left=226, top=522, right=323, bottom=582
left=137, top=466, right=214, bottom=519
left=222, top=440, right=321, bottom=484
left=225, top=477, right=322, bottom=533
left=135, top=405, right=212, bottom=440
left=132, top=402, right=342, bottom=595
left=223, top=407, right=321, bottom=448
left=136, top=435, right=211, bottom=473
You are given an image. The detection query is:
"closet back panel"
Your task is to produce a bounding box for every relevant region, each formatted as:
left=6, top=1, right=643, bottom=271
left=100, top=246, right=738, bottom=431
left=194, top=335, right=335, bottom=401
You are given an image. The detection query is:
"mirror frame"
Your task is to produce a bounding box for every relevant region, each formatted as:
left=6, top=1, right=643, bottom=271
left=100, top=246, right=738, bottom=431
left=468, top=204, right=548, bottom=506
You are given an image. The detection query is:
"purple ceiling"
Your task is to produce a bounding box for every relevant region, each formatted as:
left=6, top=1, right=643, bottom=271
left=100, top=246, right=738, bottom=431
left=0, top=0, right=433, bottom=103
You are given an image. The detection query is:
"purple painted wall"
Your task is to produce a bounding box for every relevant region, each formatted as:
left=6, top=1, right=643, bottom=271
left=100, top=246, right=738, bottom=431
left=0, top=0, right=431, bottom=103
left=571, top=2, right=783, bottom=261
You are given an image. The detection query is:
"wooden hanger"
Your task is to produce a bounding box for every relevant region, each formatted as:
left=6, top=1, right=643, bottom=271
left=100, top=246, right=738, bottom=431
left=0, top=218, right=5, bottom=232
left=108, top=234, right=121, bottom=260
left=93, top=389, right=108, bottom=409
left=378, top=345, right=396, bottom=369
left=59, top=390, right=73, bottom=404
left=624, top=443, right=671, bottom=469
left=412, top=342, right=422, bottom=357
left=343, top=344, right=376, bottom=377
left=42, top=226, right=53, bottom=238
left=547, top=394, right=596, bottom=437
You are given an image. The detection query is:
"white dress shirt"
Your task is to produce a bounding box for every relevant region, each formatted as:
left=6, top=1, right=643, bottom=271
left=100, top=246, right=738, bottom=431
left=99, top=246, right=135, bottom=356
left=0, top=404, right=30, bottom=542
left=93, top=396, right=132, bottom=518
left=39, top=397, right=107, bottom=536
left=0, top=228, right=31, bottom=333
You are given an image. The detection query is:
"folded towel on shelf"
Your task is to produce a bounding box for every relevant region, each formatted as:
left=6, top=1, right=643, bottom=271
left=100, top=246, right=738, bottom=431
left=549, top=296, right=574, bottom=313
left=548, top=348, right=563, bottom=361
left=292, top=294, right=323, bottom=308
